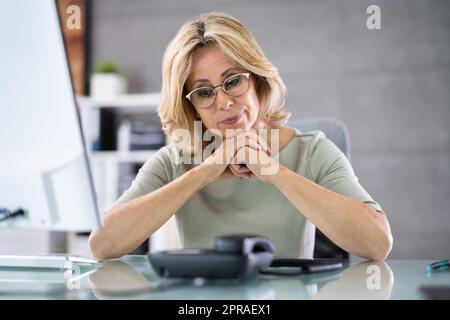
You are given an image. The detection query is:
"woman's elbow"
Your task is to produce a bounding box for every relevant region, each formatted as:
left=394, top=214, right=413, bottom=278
left=88, top=230, right=107, bottom=260
left=364, top=210, right=393, bottom=261
left=369, top=229, right=393, bottom=261
left=88, top=229, right=122, bottom=261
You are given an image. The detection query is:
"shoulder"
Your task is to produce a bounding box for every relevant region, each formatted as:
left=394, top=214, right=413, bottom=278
left=151, top=143, right=182, bottom=163
left=139, top=144, right=183, bottom=182
left=291, top=128, right=325, bottom=144
left=287, top=128, right=340, bottom=154
left=288, top=128, right=339, bottom=157
left=286, top=128, right=347, bottom=180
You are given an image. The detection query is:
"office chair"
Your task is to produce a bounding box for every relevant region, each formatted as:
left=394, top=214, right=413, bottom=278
left=288, top=117, right=351, bottom=259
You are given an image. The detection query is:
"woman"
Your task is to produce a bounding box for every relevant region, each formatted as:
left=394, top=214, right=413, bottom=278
left=89, top=12, right=393, bottom=261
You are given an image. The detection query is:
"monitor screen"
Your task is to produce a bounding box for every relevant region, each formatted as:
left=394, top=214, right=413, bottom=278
left=0, top=0, right=100, bottom=231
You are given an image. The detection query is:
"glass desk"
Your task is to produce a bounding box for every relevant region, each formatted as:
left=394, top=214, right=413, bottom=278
left=0, top=256, right=448, bottom=299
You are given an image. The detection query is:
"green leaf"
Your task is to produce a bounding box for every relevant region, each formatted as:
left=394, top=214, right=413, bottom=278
left=95, top=60, right=120, bottom=74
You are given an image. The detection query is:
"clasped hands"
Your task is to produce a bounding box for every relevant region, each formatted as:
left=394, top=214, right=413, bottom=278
left=203, top=130, right=280, bottom=184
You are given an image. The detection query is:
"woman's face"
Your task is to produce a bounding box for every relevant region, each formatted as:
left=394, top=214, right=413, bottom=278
left=185, top=45, right=263, bottom=136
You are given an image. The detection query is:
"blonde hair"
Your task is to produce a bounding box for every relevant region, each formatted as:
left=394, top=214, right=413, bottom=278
left=157, top=12, right=291, bottom=155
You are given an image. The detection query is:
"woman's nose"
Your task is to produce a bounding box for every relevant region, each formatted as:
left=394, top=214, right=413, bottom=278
left=215, top=89, right=234, bottom=111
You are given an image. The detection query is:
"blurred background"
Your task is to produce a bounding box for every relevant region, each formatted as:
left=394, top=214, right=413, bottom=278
left=1, top=0, right=448, bottom=260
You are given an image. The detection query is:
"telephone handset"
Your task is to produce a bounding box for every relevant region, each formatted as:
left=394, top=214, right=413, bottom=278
left=148, top=234, right=275, bottom=280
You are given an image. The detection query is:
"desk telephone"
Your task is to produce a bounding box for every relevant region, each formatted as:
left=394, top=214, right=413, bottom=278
left=148, top=235, right=274, bottom=280
left=148, top=234, right=343, bottom=280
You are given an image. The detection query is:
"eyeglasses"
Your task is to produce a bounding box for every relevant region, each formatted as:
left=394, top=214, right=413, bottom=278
left=185, top=72, right=250, bottom=109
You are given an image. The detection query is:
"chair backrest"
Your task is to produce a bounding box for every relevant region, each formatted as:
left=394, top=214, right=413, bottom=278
left=289, top=117, right=351, bottom=161
left=288, top=117, right=351, bottom=259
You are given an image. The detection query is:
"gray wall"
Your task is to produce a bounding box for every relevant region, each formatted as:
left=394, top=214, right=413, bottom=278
left=91, top=0, right=450, bottom=259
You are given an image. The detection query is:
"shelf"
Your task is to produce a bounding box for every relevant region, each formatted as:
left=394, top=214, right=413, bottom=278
left=78, top=93, right=165, bottom=215
left=89, top=150, right=157, bottom=163
left=77, top=92, right=161, bottom=109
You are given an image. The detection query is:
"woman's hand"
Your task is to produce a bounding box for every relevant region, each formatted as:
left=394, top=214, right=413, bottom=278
left=231, top=144, right=279, bottom=184
left=196, top=131, right=270, bottom=186
left=228, top=134, right=272, bottom=179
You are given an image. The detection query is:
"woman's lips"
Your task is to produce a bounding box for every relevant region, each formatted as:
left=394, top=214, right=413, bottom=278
left=220, top=111, right=244, bottom=125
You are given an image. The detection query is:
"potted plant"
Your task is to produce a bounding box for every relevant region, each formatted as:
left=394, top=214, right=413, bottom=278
left=90, top=60, right=128, bottom=98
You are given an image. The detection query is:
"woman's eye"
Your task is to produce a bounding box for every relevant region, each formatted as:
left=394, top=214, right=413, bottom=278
left=225, top=77, right=241, bottom=88
left=195, top=88, right=212, bottom=98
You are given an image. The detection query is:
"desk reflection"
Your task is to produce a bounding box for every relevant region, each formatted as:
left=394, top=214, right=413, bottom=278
left=89, top=260, right=153, bottom=299
left=89, top=260, right=276, bottom=300
left=88, top=259, right=394, bottom=300
left=312, top=261, right=394, bottom=300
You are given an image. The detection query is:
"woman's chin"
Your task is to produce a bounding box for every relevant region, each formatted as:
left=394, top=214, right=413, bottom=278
left=220, top=124, right=243, bottom=137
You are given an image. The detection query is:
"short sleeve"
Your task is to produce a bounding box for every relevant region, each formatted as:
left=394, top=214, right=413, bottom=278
left=306, top=132, right=383, bottom=213
left=113, top=145, right=180, bottom=206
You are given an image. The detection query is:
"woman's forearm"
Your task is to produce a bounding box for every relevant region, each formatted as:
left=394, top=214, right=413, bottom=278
left=89, top=167, right=206, bottom=260
left=268, top=165, right=393, bottom=260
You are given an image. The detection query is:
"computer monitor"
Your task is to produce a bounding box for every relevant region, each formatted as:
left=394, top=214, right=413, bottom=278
left=0, top=0, right=100, bottom=232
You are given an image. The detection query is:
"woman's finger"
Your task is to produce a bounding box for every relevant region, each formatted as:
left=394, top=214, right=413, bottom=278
left=237, top=131, right=271, bottom=156
left=229, top=163, right=251, bottom=175
left=228, top=163, right=251, bottom=179
left=234, top=144, right=264, bottom=169
left=223, top=131, right=270, bottom=164
left=238, top=164, right=251, bottom=172
left=235, top=132, right=268, bottom=154
left=232, top=142, right=260, bottom=164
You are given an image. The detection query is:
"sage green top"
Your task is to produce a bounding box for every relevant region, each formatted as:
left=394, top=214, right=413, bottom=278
left=115, top=129, right=382, bottom=258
